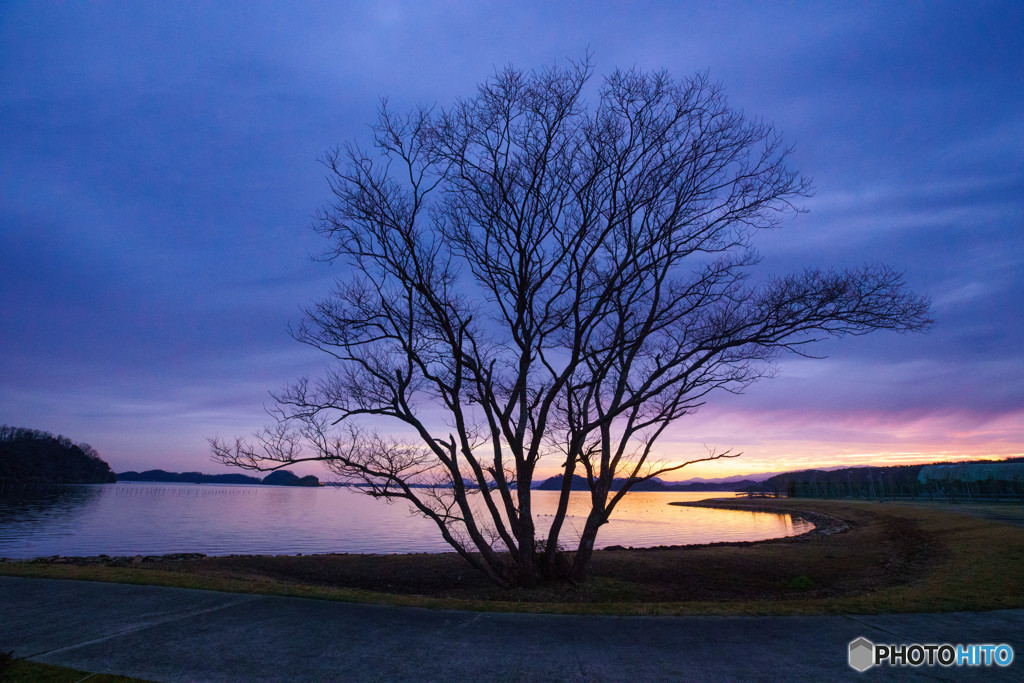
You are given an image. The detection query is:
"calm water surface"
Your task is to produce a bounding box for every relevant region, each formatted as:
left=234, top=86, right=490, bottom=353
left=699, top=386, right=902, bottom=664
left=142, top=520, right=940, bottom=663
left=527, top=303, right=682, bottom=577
left=0, top=483, right=811, bottom=558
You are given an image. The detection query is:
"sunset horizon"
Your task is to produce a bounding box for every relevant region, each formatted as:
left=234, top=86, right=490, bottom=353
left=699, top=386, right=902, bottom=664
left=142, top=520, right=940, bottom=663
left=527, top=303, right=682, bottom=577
left=3, top=2, right=1021, bottom=490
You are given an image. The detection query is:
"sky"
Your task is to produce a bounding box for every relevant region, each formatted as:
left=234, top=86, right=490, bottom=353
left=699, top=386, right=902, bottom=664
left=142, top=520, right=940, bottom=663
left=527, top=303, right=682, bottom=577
left=1, top=1, right=1022, bottom=481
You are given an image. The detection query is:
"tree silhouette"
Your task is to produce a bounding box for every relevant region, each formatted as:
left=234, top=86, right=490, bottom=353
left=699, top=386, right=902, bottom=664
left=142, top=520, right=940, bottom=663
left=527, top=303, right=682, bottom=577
left=0, top=425, right=116, bottom=484
left=212, top=59, right=931, bottom=587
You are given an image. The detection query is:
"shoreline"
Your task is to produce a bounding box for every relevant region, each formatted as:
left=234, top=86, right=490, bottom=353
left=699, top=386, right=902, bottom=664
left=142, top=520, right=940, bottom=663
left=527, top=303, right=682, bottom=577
left=1, top=496, right=826, bottom=566
left=1, top=498, right=1022, bottom=617
left=670, top=497, right=850, bottom=538
left=0, top=491, right=807, bottom=563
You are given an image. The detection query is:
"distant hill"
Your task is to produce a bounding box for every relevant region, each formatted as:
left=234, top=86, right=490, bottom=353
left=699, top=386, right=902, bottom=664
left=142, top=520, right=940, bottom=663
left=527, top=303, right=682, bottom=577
left=749, top=457, right=1024, bottom=498
left=261, top=470, right=320, bottom=487
left=533, top=474, right=757, bottom=492
left=534, top=457, right=1024, bottom=497
left=118, top=469, right=262, bottom=484
left=118, top=468, right=320, bottom=487
left=675, top=472, right=780, bottom=484
left=0, top=425, right=116, bottom=484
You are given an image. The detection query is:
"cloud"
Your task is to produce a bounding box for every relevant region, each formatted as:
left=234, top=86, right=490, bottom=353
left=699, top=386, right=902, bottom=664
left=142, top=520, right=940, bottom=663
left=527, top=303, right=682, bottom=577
left=1, top=1, right=1021, bottom=478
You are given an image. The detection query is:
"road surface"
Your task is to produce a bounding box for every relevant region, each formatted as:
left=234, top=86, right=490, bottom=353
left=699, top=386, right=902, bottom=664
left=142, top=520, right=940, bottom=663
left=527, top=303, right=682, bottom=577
left=1, top=576, right=1021, bottom=681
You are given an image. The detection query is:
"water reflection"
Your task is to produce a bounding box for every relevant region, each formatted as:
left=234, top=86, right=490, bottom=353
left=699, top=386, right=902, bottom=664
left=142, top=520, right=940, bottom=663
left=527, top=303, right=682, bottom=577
left=0, top=484, right=104, bottom=556
left=0, top=484, right=812, bottom=559
left=530, top=490, right=812, bottom=549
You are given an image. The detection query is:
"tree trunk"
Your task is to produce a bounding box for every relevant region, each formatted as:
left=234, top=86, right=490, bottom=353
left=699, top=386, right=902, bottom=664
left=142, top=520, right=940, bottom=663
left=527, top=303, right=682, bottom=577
left=541, top=460, right=577, bottom=575
left=568, top=510, right=605, bottom=582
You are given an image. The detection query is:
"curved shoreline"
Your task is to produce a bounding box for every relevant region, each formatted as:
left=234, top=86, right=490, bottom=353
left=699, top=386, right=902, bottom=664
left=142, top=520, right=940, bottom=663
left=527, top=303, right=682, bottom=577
left=0, top=487, right=803, bottom=560
left=5, top=499, right=836, bottom=566
left=1, top=500, right=1022, bottom=618
left=2, top=496, right=834, bottom=564
left=669, top=497, right=851, bottom=540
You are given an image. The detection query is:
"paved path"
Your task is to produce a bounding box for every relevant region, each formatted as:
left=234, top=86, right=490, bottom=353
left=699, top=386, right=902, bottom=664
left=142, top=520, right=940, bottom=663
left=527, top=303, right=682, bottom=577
left=1, top=576, right=1021, bottom=681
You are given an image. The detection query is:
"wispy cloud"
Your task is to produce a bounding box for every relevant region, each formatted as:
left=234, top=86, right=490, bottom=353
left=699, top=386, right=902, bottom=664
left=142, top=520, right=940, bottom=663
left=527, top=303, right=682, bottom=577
left=2, top=1, right=1021, bottom=476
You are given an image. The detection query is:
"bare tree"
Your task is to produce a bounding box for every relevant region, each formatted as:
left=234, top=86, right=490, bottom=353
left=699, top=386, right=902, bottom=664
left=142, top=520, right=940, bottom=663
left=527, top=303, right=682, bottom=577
left=211, top=59, right=931, bottom=587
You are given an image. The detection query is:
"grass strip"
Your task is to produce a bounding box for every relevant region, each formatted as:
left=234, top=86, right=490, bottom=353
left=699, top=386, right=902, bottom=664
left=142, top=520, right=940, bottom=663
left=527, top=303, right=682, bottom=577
left=0, top=655, right=145, bottom=682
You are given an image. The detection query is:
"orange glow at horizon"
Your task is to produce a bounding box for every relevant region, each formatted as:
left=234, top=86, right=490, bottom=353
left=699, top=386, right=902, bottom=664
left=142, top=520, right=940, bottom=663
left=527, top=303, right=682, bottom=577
left=533, top=408, right=1024, bottom=481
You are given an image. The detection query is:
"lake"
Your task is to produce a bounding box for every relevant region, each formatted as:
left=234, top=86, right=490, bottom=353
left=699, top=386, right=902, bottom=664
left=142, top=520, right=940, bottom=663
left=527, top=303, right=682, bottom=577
left=0, top=483, right=812, bottom=559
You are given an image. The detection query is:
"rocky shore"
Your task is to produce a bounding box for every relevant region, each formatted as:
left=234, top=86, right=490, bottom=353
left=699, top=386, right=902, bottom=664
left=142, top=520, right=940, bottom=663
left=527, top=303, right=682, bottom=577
left=2, top=552, right=208, bottom=566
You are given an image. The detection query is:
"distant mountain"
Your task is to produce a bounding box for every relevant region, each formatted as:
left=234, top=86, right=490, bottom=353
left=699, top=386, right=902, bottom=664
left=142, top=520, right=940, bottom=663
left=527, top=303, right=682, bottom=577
left=668, top=479, right=762, bottom=491
left=672, top=473, right=777, bottom=485
left=118, top=469, right=262, bottom=484
left=533, top=474, right=756, bottom=492
left=118, top=469, right=320, bottom=487
left=261, top=470, right=320, bottom=487
left=1, top=425, right=116, bottom=484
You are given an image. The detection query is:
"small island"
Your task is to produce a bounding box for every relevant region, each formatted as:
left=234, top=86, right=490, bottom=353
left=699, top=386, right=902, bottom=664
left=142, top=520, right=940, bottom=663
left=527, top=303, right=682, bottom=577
left=118, top=468, right=320, bottom=487
left=259, top=470, right=320, bottom=487
left=0, top=425, right=117, bottom=485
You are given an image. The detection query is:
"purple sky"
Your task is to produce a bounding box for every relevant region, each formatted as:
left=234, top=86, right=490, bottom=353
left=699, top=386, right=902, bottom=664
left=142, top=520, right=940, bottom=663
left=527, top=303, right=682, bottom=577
left=2, top=2, right=1021, bottom=479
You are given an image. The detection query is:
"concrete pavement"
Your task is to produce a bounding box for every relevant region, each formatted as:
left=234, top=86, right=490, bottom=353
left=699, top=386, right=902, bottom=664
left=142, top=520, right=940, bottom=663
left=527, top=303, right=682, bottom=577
left=1, top=576, right=1021, bottom=681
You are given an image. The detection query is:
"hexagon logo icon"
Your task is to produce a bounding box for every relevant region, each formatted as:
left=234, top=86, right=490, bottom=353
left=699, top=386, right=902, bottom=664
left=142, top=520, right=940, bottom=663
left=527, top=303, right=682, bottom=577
left=849, top=637, right=875, bottom=672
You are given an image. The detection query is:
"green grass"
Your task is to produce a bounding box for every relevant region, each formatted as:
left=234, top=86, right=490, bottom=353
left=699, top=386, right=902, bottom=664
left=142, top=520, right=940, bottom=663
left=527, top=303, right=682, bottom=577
left=0, top=653, right=146, bottom=682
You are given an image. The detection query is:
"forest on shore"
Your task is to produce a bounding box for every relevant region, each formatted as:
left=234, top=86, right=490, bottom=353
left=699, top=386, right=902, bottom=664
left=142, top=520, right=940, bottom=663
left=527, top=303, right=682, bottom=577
left=0, top=425, right=117, bottom=484
left=754, top=458, right=1024, bottom=499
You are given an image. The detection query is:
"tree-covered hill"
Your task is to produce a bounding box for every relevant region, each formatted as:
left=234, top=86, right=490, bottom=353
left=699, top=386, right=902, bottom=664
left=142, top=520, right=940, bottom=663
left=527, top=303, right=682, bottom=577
left=260, top=470, right=320, bottom=487
left=117, top=469, right=262, bottom=484
left=752, top=457, right=1024, bottom=498
left=0, top=425, right=117, bottom=484
left=117, top=468, right=320, bottom=486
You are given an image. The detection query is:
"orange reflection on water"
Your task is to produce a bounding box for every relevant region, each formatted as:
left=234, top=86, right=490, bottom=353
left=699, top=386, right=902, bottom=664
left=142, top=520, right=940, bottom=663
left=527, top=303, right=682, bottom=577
left=528, top=491, right=814, bottom=549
